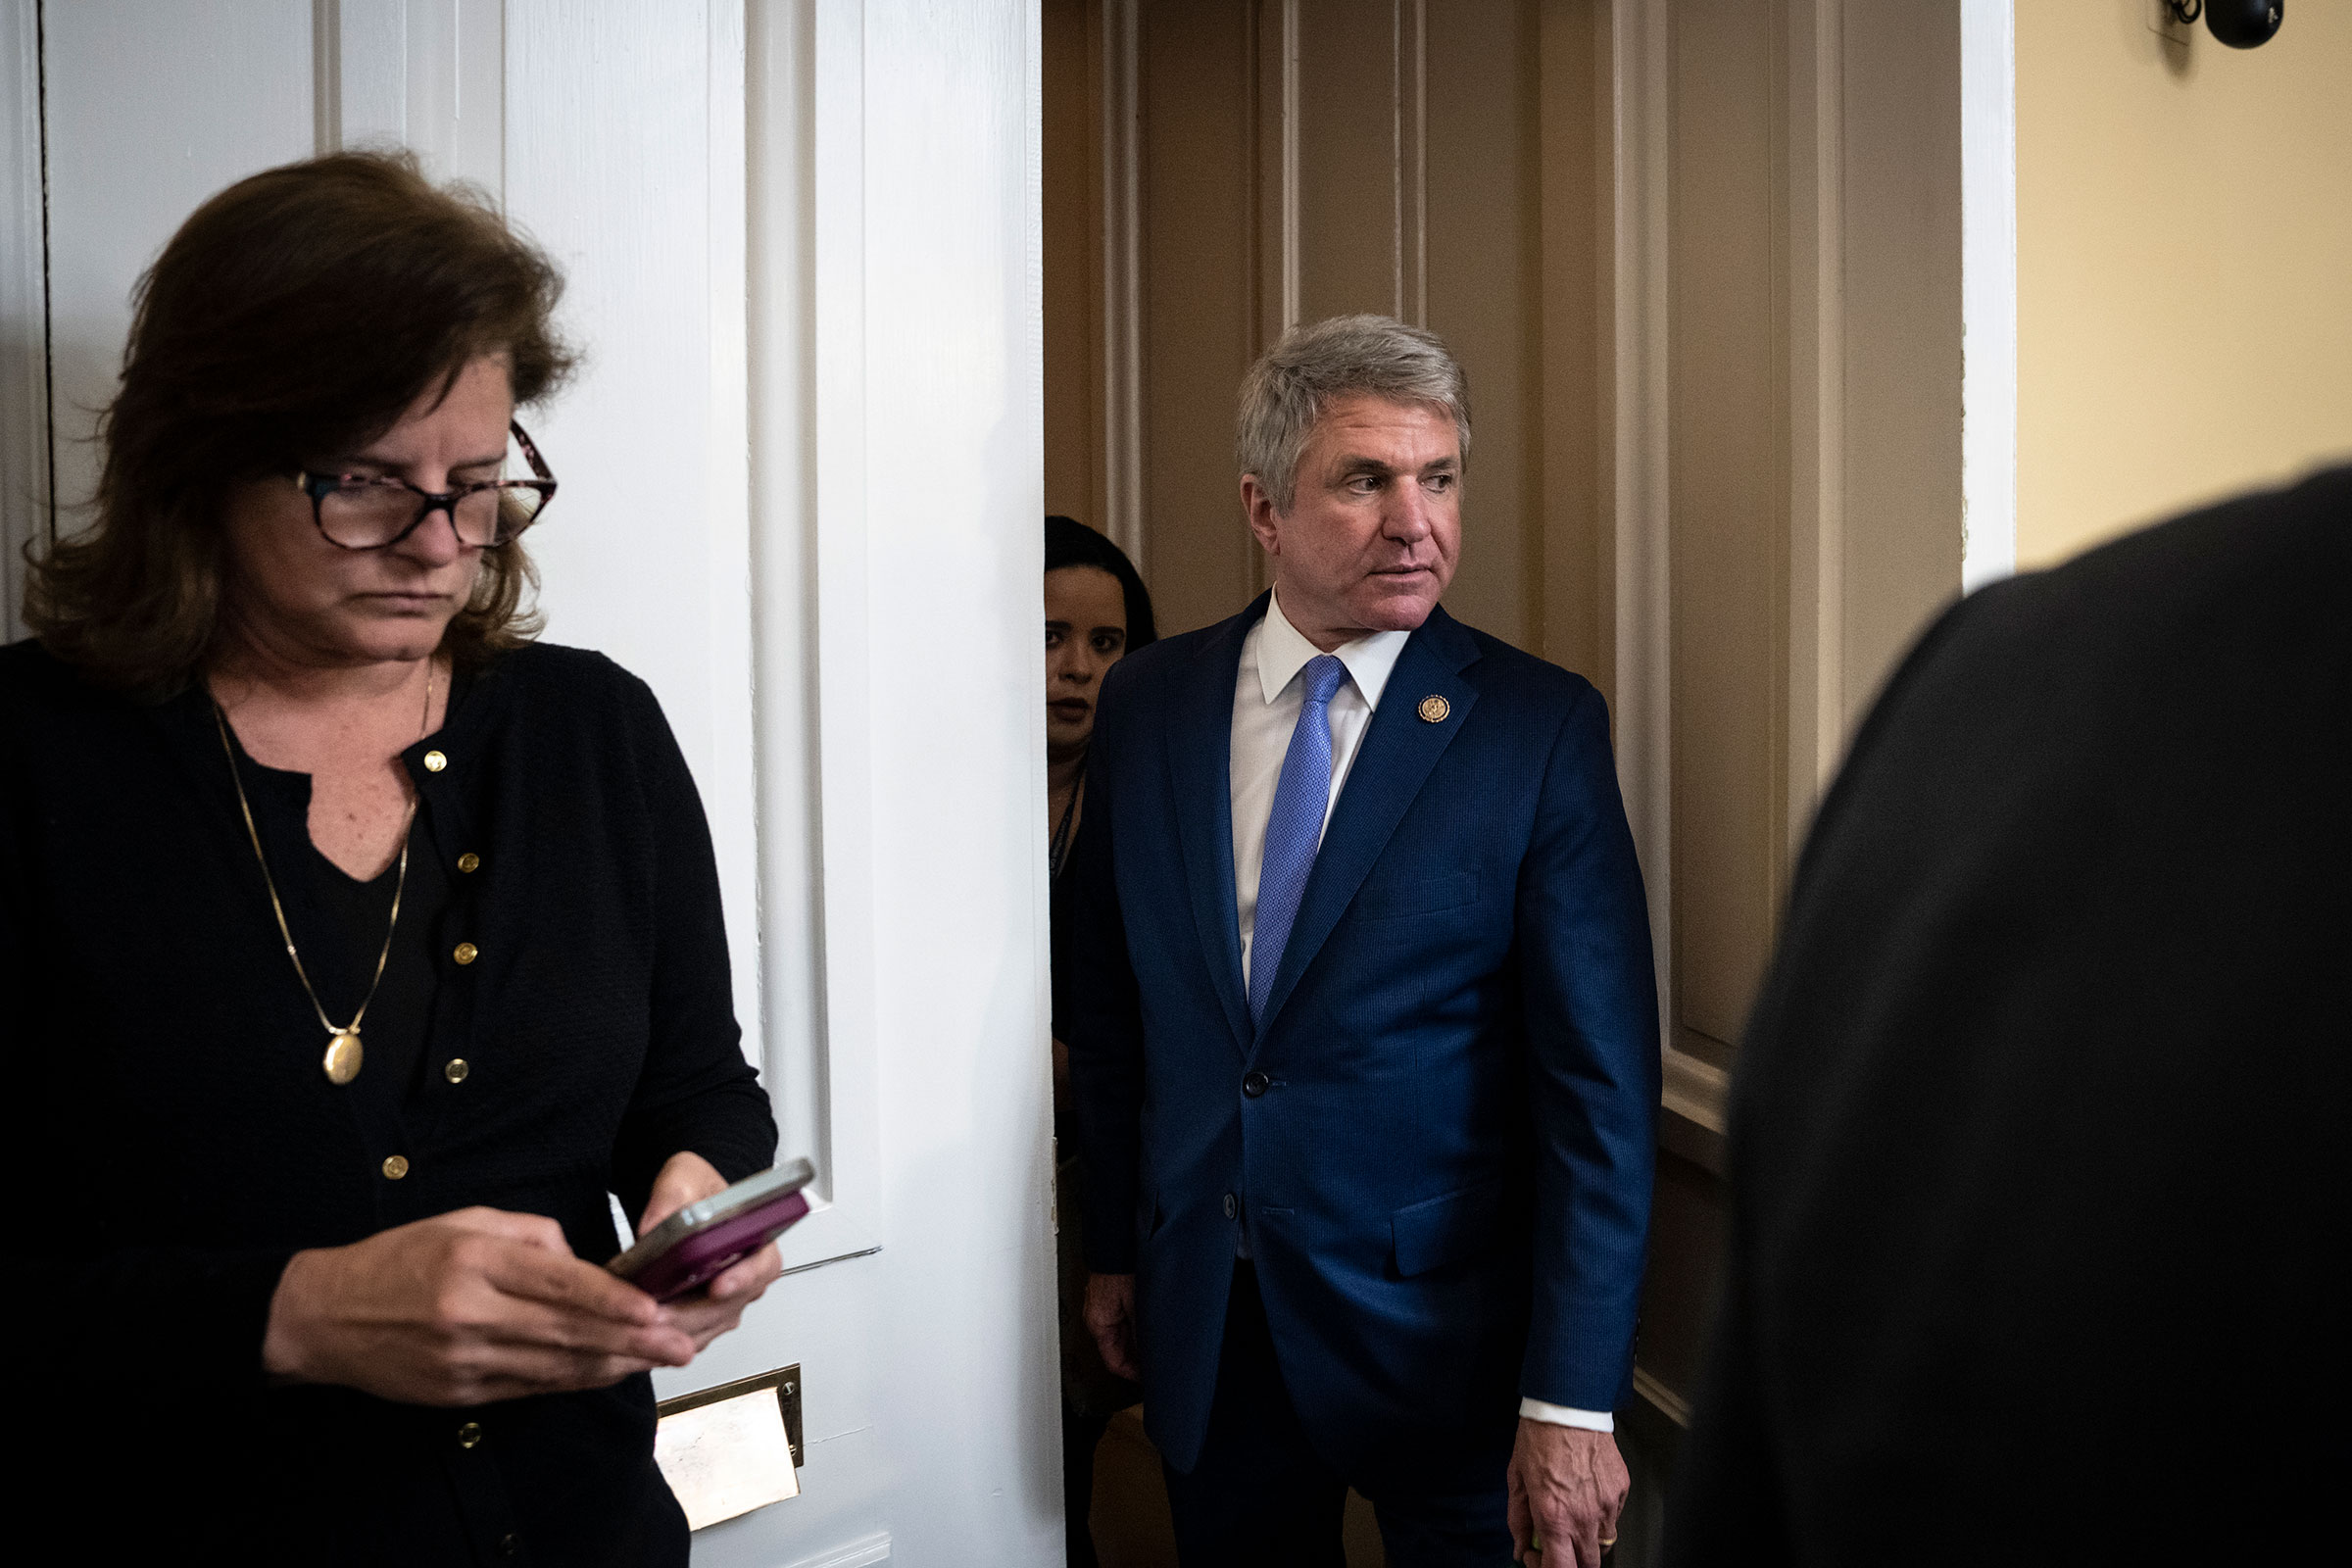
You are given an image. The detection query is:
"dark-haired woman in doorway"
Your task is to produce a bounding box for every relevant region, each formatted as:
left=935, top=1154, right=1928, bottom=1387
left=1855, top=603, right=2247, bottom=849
left=1045, top=514, right=1154, bottom=1566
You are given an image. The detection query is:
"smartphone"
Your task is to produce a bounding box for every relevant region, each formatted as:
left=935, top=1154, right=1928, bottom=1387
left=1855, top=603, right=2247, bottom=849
left=609, top=1158, right=815, bottom=1301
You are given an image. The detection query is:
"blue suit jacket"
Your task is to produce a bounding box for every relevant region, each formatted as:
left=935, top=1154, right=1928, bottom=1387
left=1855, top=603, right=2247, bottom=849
left=1066, top=597, right=1660, bottom=1482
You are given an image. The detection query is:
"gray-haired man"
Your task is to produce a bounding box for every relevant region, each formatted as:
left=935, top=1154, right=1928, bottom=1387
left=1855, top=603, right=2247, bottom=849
left=1066, top=316, right=1659, bottom=1566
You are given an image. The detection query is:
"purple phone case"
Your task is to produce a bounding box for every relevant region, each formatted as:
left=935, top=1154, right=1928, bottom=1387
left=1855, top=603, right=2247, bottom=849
left=629, top=1189, right=809, bottom=1301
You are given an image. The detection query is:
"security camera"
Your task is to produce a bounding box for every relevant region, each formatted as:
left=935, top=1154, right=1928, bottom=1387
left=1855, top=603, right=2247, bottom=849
left=2168, top=0, right=2284, bottom=49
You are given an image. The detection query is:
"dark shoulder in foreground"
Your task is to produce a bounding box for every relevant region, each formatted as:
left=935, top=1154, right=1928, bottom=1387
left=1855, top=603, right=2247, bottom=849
left=1793, top=463, right=2352, bottom=897
left=1926, top=463, right=2352, bottom=678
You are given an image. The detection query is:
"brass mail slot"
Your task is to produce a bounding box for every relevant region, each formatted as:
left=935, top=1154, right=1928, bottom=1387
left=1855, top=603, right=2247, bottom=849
left=654, top=1364, right=805, bottom=1531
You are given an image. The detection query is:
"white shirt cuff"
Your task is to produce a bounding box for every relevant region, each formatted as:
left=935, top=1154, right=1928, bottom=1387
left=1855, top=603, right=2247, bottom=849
left=1518, top=1398, right=1614, bottom=1432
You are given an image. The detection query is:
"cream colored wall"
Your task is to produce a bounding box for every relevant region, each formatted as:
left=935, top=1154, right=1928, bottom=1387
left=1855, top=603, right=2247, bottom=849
left=1045, top=0, right=1611, bottom=654
left=2017, top=2, right=2352, bottom=567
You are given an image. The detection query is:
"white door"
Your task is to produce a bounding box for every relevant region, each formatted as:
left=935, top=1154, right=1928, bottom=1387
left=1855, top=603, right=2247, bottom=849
left=1, top=3, right=1060, bottom=1562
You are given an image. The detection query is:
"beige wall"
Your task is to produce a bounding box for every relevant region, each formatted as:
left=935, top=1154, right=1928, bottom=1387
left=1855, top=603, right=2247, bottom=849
left=1044, top=0, right=1611, bottom=660
left=2017, top=2, right=2352, bottom=566
left=1042, top=0, right=1107, bottom=535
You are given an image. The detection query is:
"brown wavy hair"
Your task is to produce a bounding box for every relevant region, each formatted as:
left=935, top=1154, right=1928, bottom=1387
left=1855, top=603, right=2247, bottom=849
left=24, top=150, right=575, bottom=697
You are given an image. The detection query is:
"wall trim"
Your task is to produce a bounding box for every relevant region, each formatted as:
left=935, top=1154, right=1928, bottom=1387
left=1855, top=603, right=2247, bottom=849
left=1631, top=1364, right=1691, bottom=1428
left=1608, top=0, right=1674, bottom=1077
left=1660, top=1048, right=1730, bottom=1176
left=1099, top=0, right=1143, bottom=567
left=1392, top=0, right=1427, bottom=325
left=0, top=0, right=50, bottom=646
left=786, top=1534, right=893, bottom=1568
left=1959, top=0, right=2016, bottom=591
left=702, top=0, right=765, bottom=1148
left=1660, top=1046, right=1728, bottom=1136
left=790, top=0, right=885, bottom=1268
left=310, top=0, right=341, bottom=150
left=1616, top=0, right=1990, bottom=1133
left=1788, top=0, right=1849, bottom=820
left=1275, top=0, right=1300, bottom=331
left=322, top=0, right=504, bottom=188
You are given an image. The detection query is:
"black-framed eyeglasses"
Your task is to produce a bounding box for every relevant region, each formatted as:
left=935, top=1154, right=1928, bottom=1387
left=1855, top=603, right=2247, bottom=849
left=294, top=419, right=559, bottom=551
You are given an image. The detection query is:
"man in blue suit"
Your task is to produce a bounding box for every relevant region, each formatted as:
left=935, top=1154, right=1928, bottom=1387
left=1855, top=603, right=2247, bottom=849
left=1065, top=316, right=1659, bottom=1567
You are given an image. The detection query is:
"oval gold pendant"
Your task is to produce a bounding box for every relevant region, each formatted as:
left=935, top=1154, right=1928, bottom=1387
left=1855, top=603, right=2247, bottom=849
left=322, top=1029, right=364, bottom=1085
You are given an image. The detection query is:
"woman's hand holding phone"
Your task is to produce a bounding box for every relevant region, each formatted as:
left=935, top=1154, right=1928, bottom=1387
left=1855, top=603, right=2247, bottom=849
left=635, top=1150, right=786, bottom=1351
left=262, top=1207, right=698, bottom=1406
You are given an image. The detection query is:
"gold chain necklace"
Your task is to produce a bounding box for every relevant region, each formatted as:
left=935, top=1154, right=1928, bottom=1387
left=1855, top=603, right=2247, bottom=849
left=212, top=661, right=436, bottom=1086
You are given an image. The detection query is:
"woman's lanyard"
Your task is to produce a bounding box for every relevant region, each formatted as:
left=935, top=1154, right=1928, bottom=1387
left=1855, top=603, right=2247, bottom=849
left=1050, top=765, right=1086, bottom=878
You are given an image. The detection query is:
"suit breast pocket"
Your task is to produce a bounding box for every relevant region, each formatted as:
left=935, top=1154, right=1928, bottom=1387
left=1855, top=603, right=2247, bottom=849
left=1352, top=870, right=1479, bottom=921
left=1316, top=872, right=1495, bottom=1040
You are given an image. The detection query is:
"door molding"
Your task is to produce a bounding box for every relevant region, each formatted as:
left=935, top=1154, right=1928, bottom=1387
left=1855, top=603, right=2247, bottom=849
left=1099, top=0, right=1143, bottom=566
left=0, top=0, right=48, bottom=647
left=1960, top=0, right=2017, bottom=591
left=1607, top=0, right=1675, bottom=1080
left=1616, top=0, right=2008, bottom=1125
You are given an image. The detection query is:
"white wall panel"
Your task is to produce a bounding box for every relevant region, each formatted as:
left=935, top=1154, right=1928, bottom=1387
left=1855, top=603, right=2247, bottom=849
left=328, top=0, right=505, bottom=191
left=502, top=0, right=768, bottom=1097
left=690, top=3, right=1061, bottom=1559
left=38, top=0, right=314, bottom=528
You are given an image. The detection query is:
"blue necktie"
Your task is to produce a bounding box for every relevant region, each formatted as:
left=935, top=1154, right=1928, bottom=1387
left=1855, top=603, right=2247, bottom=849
left=1250, top=654, right=1348, bottom=1024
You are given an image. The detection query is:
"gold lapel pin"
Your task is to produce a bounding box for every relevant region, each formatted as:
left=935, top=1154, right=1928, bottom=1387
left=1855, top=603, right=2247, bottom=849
left=1417, top=695, right=1449, bottom=723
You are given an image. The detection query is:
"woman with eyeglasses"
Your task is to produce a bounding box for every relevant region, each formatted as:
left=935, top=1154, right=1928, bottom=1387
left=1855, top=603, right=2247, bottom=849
left=2, top=153, right=777, bottom=1563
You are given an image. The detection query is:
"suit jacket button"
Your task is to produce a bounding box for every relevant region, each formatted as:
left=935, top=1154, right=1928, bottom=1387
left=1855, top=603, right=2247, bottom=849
left=1242, top=1070, right=1270, bottom=1099
left=1223, top=1194, right=1238, bottom=1219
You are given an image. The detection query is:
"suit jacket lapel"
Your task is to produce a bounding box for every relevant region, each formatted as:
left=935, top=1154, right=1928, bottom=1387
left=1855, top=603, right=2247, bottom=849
left=1169, top=596, right=1264, bottom=1055
left=1253, top=607, right=1481, bottom=1042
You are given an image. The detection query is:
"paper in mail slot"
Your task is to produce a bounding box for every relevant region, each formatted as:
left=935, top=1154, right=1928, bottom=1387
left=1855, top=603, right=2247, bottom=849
left=654, top=1386, right=800, bottom=1530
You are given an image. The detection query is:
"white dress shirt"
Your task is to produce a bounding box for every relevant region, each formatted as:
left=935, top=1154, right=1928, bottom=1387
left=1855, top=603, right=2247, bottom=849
left=1226, top=592, right=1612, bottom=1435
left=1230, top=591, right=1410, bottom=989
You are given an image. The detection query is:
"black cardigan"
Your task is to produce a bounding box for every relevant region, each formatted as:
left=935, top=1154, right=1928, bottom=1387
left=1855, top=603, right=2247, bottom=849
left=0, top=639, right=776, bottom=1564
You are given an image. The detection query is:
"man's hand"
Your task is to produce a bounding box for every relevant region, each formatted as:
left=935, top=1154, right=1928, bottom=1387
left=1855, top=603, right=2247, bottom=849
left=1084, top=1271, right=1141, bottom=1380
left=1506, top=1420, right=1629, bottom=1566
left=637, top=1151, right=786, bottom=1352
left=263, top=1207, right=696, bottom=1406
